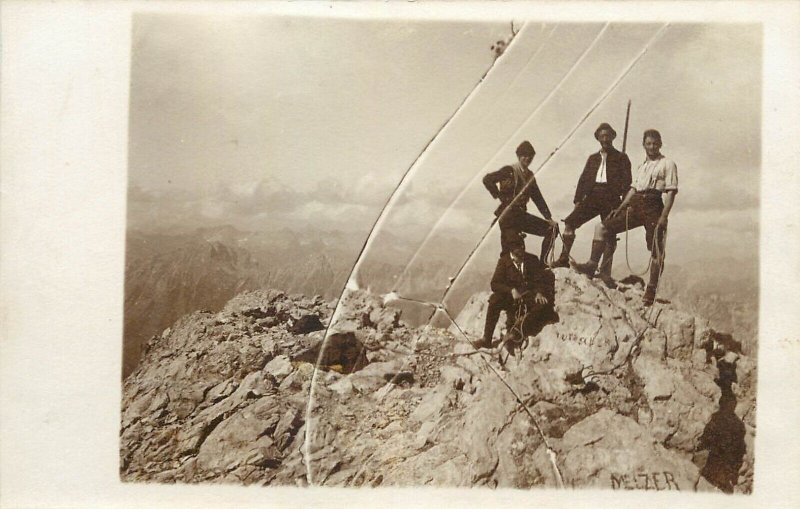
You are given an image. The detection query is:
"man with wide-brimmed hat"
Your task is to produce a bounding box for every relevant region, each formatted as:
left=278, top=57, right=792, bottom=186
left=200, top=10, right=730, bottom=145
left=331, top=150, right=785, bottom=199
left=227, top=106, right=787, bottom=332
left=483, top=140, right=558, bottom=259
left=551, top=123, right=631, bottom=288
left=573, top=129, right=678, bottom=306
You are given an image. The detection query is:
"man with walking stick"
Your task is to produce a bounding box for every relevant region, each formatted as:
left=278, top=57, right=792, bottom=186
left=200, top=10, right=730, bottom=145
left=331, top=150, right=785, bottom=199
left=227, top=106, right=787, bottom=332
left=573, top=129, right=678, bottom=306
left=551, top=121, right=631, bottom=289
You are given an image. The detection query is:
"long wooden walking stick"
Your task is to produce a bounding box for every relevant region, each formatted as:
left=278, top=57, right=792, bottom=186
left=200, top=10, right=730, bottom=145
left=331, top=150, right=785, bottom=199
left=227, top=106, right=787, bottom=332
left=622, top=99, right=631, bottom=153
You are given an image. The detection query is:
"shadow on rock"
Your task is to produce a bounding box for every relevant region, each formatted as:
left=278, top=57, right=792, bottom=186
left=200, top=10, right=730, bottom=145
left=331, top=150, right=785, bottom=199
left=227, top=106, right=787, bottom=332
left=696, top=357, right=746, bottom=494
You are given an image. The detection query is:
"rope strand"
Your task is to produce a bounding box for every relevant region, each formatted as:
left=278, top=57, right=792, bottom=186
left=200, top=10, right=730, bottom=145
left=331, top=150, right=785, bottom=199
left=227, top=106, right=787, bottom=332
left=395, top=23, right=608, bottom=290
left=441, top=305, right=565, bottom=488
left=302, top=24, right=529, bottom=485
left=441, top=23, right=671, bottom=304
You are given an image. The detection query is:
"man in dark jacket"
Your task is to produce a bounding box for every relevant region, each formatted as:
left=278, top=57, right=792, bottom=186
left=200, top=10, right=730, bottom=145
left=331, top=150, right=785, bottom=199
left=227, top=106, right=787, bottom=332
left=483, top=141, right=558, bottom=259
left=477, top=237, right=557, bottom=349
left=551, top=123, right=631, bottom=288
left=573, top=129, right=678, bottom=306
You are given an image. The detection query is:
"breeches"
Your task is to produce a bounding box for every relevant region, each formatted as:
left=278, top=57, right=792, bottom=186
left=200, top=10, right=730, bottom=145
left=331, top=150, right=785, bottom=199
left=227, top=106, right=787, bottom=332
left=565, top=184, right=621, bottom=229
left=603, top=193, right=666, bottom=253
left=498, top=209, right=554, bottom=256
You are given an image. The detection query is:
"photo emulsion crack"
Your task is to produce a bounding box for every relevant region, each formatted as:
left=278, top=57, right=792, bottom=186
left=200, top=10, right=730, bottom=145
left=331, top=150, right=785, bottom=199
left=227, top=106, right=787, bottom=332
left=121, top=14, right=759, bottom=494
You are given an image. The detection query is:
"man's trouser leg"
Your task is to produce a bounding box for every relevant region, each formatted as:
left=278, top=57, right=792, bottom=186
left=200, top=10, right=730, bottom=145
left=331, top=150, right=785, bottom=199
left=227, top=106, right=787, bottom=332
left=498, top=210, right=524, bottom=255
left=596, top=236, right=618, bottom=287
left=577, top=194, right=638, bottom=278
left=517, top=212, right=555, bottom=261
left=595, top=192, right=622, bottom=283
left=572, top=226, right=607, bottom=277
left=553, top=229, right=575, bottom=267
left=557, top=185, right=619, bottom=268
left=643, top=204, right=666, bottom=305
left=483, top=292, right=512, bottom=344
left=603, top=194, right=663, bottom=304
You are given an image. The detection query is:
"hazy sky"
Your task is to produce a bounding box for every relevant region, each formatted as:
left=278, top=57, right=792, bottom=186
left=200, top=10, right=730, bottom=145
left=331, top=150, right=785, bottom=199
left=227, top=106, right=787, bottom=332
left=128, top=15, right=761, bottom=276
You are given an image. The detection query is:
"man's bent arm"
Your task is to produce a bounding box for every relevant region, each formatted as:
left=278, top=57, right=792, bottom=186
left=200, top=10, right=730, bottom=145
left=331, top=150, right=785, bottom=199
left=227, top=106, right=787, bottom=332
left=529, top=180, right=552, bottom=220
left=618, top=187, right=636, bottom=209
left=482, top=168, right=504, bottom=199
left=660, top=190, right=676, bottom=222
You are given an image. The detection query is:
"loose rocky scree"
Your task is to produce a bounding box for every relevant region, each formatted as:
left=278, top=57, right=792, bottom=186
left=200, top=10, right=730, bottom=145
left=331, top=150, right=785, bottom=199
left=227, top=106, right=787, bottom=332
left=121, top=270, right=755, bottom=492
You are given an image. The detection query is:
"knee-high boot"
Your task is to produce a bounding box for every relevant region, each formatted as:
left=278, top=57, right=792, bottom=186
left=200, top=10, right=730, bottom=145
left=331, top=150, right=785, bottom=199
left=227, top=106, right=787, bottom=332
left=644, top=256, right=663, bottom=306
left=552, top=231, right=574, bottom=268
left=483, top=294, right=503, bottom=345
left=597, top=237, right=618, bottom=288
left=573, top=239, right=605, bottom=277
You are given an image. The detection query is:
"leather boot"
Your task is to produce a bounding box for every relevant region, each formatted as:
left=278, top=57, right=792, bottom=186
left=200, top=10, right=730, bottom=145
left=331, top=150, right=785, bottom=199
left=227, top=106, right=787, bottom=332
left=597, top=238, right=618, bottom=288
left=572, top=239, right=604, bottom=277
left=551, top=232, right=574, bottom=268
left=643, top=257, right=663, bottom=306
left=643, top=285, right=656, bottom=307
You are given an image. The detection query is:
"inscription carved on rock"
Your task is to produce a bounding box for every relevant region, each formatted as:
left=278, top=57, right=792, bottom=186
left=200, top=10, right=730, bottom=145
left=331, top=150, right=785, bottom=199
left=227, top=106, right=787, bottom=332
left=610, top=471, right=680, bottom=491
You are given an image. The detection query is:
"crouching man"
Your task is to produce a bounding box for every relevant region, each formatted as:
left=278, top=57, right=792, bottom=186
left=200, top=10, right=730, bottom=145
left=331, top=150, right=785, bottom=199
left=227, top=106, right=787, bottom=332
left=477, top=237, right=558, bottom=349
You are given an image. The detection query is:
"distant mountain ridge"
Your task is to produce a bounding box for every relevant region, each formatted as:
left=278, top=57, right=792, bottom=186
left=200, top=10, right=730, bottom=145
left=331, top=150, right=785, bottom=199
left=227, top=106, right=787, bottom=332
left=123, top=225, right=487, bottom=377
left=123, top=225, right=758, bottom=377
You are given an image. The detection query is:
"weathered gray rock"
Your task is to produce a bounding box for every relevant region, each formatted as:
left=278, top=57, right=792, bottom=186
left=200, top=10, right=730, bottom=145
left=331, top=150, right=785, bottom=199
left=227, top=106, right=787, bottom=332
left=121, top=279, right=756, bottom=492
left=264, top=355, right=293, bottom=382
left=552, top=409, right=704, bottom=491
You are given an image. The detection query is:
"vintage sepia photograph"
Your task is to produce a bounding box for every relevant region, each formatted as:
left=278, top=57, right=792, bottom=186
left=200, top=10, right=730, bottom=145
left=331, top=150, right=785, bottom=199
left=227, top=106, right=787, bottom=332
left=119, top=12, right=761, bottom=494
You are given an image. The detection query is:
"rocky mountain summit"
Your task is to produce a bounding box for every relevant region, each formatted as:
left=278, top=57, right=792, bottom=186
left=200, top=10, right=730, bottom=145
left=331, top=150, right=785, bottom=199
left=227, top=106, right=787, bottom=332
left=120, top=269, right=756, bottom=493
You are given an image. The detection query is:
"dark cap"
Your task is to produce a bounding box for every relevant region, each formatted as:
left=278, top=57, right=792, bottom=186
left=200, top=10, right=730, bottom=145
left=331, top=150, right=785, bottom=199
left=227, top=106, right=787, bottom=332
left=515, top=141, right=535, bottom=158
left=594, top=123, right=617, bottom=140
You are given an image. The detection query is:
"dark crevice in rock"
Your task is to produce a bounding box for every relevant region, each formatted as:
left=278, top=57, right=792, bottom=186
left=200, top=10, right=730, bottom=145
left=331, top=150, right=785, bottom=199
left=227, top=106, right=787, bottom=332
left=186, top=412, right=227, bottom=457
left=474, top=456, right=501, bottom=485
left=292, top=331, right=369, bottom=373
left=696, top=358, right=746, bottom=494
left=620, top=359, right=651, bottom=419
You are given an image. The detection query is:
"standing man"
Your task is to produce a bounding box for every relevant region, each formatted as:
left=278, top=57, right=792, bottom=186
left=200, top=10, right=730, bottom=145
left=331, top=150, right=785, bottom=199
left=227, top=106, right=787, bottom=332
left=573, top=129, right=677, bottom=306
left=478, top=236, right=556, bottom=349
left=483, top=141, right=558, bottom=259
left=551, top=123, right=631, bottom=289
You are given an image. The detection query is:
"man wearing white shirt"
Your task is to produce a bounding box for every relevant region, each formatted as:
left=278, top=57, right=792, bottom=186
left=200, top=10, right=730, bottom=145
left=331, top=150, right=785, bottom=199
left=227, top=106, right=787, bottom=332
left=573, top=129, right=678, bottom=306
left=552, top=123, right=631, bottom=287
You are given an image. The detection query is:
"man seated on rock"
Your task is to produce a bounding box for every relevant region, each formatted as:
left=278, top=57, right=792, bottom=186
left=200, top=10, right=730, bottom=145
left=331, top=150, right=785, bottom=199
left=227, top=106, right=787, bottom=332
left=477, top=236, right=557, bottom=349
left=483, top=140, right=558, bottom=259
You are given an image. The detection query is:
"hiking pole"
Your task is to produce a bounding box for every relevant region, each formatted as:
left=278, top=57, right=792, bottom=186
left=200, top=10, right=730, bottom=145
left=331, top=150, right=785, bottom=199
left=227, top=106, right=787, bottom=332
left=622, top=99, right=631, bottom=154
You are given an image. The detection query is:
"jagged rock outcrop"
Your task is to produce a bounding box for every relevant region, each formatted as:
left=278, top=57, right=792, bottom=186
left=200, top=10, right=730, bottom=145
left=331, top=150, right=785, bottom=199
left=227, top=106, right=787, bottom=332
left=121, top=269, right=756, bottom=493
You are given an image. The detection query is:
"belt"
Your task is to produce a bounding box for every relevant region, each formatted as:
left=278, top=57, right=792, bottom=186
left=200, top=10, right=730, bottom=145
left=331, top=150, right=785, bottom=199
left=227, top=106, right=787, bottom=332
left=636, top=189, right=662, bottom=197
